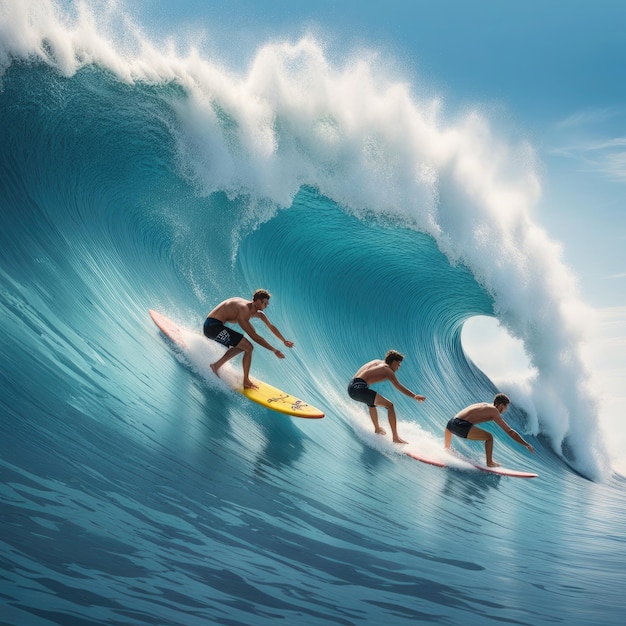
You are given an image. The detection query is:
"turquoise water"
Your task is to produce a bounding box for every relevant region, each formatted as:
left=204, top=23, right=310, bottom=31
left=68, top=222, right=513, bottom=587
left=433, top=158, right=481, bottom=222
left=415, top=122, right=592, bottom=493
left=1, top=15, right=625, bottom=625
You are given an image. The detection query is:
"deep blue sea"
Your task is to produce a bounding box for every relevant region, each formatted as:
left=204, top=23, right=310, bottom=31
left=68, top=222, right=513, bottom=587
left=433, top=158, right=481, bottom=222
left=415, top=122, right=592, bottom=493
left=1, top=2, right=625, bottom=624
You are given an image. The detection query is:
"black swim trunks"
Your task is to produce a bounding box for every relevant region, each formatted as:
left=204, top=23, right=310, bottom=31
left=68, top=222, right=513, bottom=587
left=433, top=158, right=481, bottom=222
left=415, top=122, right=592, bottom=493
left=348, top=378, right=377, bottom=408
left=446, top=417, right=474, bottom=438
left=203, top=317, right=244, bottom=348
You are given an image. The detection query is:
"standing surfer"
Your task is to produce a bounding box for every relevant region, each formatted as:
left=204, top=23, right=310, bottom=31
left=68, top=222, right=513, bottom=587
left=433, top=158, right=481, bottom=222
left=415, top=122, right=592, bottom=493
left=348, top=350, right=426, bottom=444
left=204, top=289, right=293, bottom=389
left=444, top=394, right=534, bottom=467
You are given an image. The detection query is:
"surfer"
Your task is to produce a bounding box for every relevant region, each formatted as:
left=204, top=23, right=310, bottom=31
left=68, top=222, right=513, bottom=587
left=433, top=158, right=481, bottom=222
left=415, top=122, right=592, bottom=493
left=203, top=289, right=294, bottom=389
left=348, top=350, right=426, bottom=444
left=444, top=394, right=534, bottom=467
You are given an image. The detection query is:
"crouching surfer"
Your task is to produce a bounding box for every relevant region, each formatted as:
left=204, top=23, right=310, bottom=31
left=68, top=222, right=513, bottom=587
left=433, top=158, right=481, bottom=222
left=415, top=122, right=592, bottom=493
left=203, top=289, right=293, bottom=389
left=444, top=394, right=534, bottom=467
left=348, top=350, right=426, bottom=444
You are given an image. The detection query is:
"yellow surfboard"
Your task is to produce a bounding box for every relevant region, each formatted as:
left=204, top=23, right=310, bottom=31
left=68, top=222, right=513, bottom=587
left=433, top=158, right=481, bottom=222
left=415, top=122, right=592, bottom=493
left=241, top=380, right=324, bottom=418
left=149, top=310, right=324, bottom=419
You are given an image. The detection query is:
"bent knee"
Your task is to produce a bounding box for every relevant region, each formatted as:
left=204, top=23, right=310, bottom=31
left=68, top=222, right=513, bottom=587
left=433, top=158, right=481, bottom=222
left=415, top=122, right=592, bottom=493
left=374, top=394, right=392, bottom=408
left=239, top=338, right=253, bottom=352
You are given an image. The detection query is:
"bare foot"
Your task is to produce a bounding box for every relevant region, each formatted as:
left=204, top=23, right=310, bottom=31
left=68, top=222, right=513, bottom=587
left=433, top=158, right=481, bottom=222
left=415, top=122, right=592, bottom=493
left=210, top=363, right=220, bottom=377
left=393, top=437, right=408, bottom=445
left=244, top=379, right=259, bottom=390
left=487, top=461, right=501, bottom=468
left=375, top=427, right=387, bottom=436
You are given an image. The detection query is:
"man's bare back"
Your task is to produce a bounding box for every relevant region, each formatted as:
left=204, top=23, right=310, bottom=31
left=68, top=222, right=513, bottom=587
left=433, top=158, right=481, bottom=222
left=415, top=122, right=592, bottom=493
left=207, top=297, right=256, bottom=325
left=353, top=359, right=395, bottom=385
left=454, top=402, right=501, bottom=426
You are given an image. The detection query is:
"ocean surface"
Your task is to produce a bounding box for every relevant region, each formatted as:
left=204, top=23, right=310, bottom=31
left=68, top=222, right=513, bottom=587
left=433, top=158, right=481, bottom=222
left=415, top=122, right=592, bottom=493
left=1, top=2, right=625, bottom=624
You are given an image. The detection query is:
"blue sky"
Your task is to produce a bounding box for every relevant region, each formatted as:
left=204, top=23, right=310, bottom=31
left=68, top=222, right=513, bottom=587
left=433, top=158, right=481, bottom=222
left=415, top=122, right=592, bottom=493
left=132, top=0, right=625, bottom=307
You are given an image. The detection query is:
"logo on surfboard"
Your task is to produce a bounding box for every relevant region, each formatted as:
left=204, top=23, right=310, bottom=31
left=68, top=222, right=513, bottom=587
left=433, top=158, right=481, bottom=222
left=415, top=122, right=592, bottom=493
left=268, top=394, right=311, bottom=410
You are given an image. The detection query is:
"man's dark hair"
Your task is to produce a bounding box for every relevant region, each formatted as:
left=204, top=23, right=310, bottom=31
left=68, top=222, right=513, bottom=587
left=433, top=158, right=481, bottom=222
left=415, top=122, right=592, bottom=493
left=494, top=393, right=510, bottom=406
left=253, top=289, right=271, bottom=302
left=385, top=350, right=404, bottom=365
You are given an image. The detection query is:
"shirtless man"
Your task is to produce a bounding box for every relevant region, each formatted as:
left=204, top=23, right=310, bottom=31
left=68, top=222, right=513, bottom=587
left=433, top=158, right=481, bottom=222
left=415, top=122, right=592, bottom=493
left=348, top=350, right=426, bottom=444
left=203, top=289, right=293, bottom=389
left=444, top=394, right=534, bottom=467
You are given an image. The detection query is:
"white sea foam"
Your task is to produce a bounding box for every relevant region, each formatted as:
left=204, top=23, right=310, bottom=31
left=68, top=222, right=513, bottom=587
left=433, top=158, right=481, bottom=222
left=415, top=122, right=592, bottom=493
left=1, top=0, right=614, bottom=479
